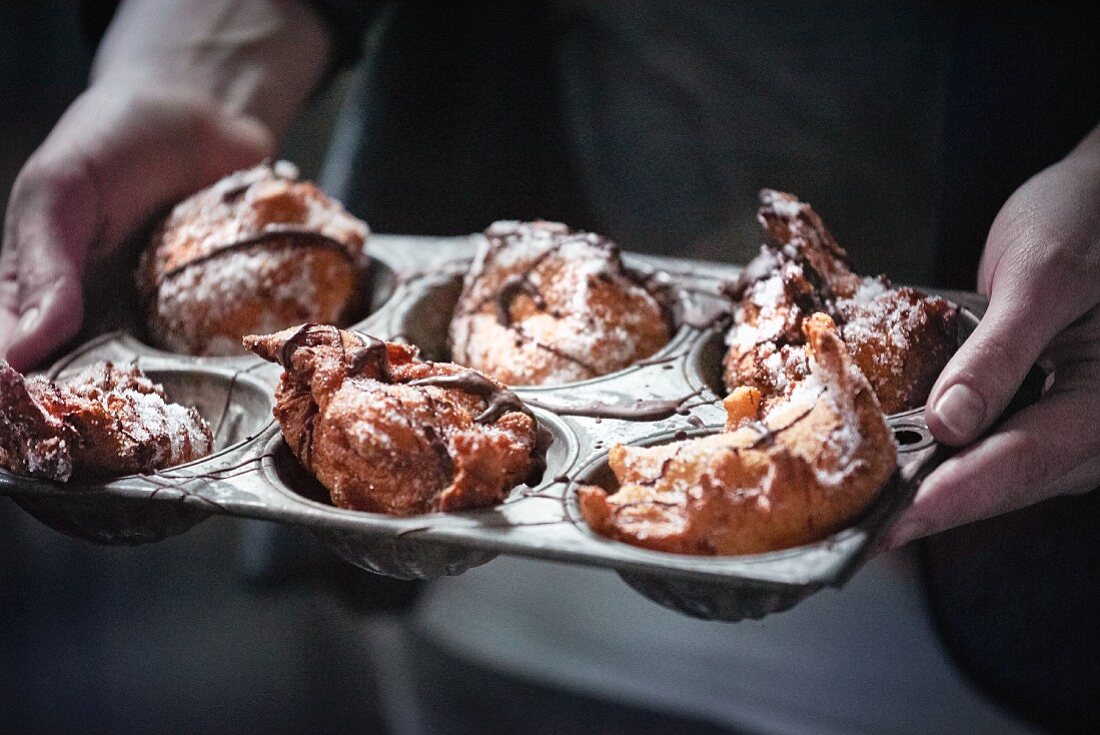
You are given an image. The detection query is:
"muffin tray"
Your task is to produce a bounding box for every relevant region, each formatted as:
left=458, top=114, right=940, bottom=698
left=0, top=235, right=1037, bottom=620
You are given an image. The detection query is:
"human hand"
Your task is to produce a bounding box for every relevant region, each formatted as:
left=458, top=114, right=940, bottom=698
left=887, top=127, right=1100, bottom=548
left=0, top=84, right=273, bottom=370
left=0, top=0, right=336, bottom=371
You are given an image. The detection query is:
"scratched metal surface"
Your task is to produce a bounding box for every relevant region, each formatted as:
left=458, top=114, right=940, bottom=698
left=0, top=235, right=998, bottom=620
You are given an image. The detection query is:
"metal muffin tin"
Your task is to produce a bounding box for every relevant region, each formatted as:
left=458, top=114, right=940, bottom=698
left=0, top=235, right=1033, bottom=621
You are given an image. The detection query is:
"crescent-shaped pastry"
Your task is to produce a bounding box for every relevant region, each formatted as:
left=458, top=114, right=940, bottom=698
left=723, top=190, right=957, bottom=414
left=579, top=314, right=897, bottom=555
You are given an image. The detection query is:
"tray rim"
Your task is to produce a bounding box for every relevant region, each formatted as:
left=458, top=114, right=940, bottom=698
left=0, top=234, right=993, bottom=591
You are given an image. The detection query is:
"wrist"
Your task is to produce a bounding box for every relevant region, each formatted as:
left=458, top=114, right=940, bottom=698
left=51, top=81, right=275, bottom=162
left=90, top=0, right=331, bottom=137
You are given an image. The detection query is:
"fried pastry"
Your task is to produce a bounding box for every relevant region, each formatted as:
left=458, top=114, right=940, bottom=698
left=245, top=325, right=539, bottom=516
left=835, top=283, right=958, bottom=415
left=578, top=314, right=896, bottom=555
left=137, top=160, right=369, bottom=356
left=449, top=220, right=672, bottom=386
left=723, top=190, right=957, bottom=414
left=0, top=361, right=213, bottom=482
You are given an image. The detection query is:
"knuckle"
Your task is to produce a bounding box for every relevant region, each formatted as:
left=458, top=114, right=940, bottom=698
left=990, top=193, right=1100, bottom=304
left=1037, top=241, right=1100, bottom=301
left=967, top=330, right=1028, bottom=407
left=169, top=95, right=224, bottom=143
left=11, top=157, right=89, bottom=211
left=997, top=432, right=1055, bottom=510
left=8, top=161, right=51, bottom=209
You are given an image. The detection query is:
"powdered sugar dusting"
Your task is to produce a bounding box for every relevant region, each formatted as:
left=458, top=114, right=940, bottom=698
left=153, top=244, right=345, bottom=356
left=452, top=221, right=671, bottom=385
left=138, top=160, right=369, bottom=355
left=725, top=190, right=957, bottom=413
left=0, top=361, right=213, bottom=481
left=62, top=363, right=214, bottom=469
left=852, top=275, right=889, bottom=304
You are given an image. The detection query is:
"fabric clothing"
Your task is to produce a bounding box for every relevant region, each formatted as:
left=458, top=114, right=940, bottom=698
left=407, top=632, right=742, bottom=735
left=313, top=3, right=1098, bottom=732
left=75, top=1, right=1100, bottom=731
left=322, top=1, right=950, bottom=281
left=412, top=552, right=1035, bottom=735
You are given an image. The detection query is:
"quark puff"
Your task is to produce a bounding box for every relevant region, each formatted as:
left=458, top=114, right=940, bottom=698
left=137, top=160, right=369, bottom=356
left=245, top=325, right=540, bottom=516
left=449, top=220, right=672, bottom=386
left=0, top=361, right=213, bottom=482
left=579, top=314, right=896, bottom=555
left=723, top=190, right=957, bottom=414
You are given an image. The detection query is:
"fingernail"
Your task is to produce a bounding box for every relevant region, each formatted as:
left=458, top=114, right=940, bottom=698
left=14, top=306, right=40, bottom=338
left=933, top=383, right=985, bottom=439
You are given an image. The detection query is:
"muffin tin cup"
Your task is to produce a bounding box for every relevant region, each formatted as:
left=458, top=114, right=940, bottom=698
left=0, top=235, right=1043, bottom=619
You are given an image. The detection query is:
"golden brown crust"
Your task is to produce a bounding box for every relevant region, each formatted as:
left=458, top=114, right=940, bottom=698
left=723, top=190, right=957, bottom=413
left=449, top=221, right=672, bottom=386
left=836, top=286, right=959, bottom=414
left=137, top=161, right=369, bottom=356
left=0, top=361, right=213, bottom=482
left=579, top=314, right=896, bottom=555
left=245, top=325, right=539, bottom=516
left=756, top=189, right=862, bottom=299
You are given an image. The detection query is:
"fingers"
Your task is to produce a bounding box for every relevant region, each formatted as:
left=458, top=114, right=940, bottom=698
left=927, top=191, right=1100, bottom=446
left=887, top=363, right=1100, bottom=549
left=0, top=87, right=275, bottom=370
left=0, top=162, right=97, bottom=370
left=3, top=274, right=83, bottom=371
left=925, top=290, right=1053, bottom=445
left=0, top=249, right=22, bottom=356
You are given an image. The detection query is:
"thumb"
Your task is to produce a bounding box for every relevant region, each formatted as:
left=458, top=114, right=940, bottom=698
left=925, top=291, right=1045, bottom=445
left=929, top=153, right=1100, bottom=445
left=926, top=216, right=1095, bottom=446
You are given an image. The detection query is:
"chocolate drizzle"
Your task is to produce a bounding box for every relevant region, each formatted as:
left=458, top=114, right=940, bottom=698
left=278, top=323, right=317, bottom=367
left=422, top=424, right=455, bottom=480
left=277, top=324, right=340, bottom=468
left=456, top=228, right=567, bottom=322
left=346, top=336, right=392, bottom=381
left=524, top=388, right=704, bottom=422
left=495, top=274, right=547, bottom=327
left=792, top=259, right=836, bottom=317
left=406, top=370, right=533, bottom=425
left=220, top=181, right=251, bottom=203
left=723, top=248, right=781, bottom=302
left=154, top=229, right=358, bottom=291
left=453, top=222, right=671, bottom=379
left=512, top=325, right=601, bottom=376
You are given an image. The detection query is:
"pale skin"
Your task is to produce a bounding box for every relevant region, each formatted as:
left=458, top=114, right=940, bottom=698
left=2, top=0, right=1097, bottom=548
left=886, top=127, right=1100, bottom=547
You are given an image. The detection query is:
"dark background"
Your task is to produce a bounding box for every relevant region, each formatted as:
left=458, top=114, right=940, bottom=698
left=4, top=4, right=1100, bottom=734
left=0, top=6, right=399, bottom=734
